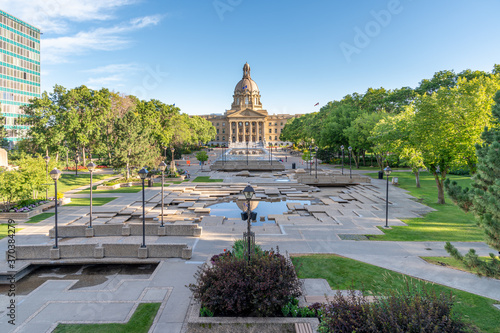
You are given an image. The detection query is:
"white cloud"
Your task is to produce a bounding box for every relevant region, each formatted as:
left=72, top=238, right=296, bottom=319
left=41, top=15, right=163, bottom=63
left=0, top=0, right=138, bottom=33
left=84, top=63, right=142, bottom=74
left=84, top=63, right=143, bottom=90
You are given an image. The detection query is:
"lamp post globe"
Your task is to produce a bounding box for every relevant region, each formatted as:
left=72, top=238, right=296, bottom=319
left=49, top=168, right=62, bottom=249
left=158, top=161, right=167, bottom=227
left=138, top=167, right=148, bottom=247
left=86, top=161, right=97, bottom=228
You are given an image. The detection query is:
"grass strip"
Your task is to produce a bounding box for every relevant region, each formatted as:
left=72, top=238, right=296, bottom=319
left=78, top=186, right=144, bottom=194
left=0, top=223, right=22, bottom=240
left=47, top=174, right=115, bottom=194
left=25, top=212, right=55, bottom=223
left=364, top=171, right=483, bottom=242
left=53, top=302, right=161, bottom=333
left=292, top=254, right=500, bottom=332
left=191, top=176, right=223, bottom=183
left=65, top=197, right=118, bottom=206
left=422, top=256, right=500, bottom=280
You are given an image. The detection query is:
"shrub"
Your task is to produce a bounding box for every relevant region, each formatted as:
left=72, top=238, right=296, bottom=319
left=189, top=248, right=302, bottom=317
left=317, top=280, right=473, bottom=333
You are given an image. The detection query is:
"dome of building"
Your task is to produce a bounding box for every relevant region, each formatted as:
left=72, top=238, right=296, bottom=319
left=234, top=62, right=259, bottom=93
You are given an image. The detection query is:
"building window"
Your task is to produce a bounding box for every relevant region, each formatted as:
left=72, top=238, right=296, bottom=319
left=222, top=129, right=225, bottom=133
left=245, top=97, right=248, bottom=104
left=217, top=136, right=219, bottom=141
left=216, top=123, right=219, bottom=126
left=269, top=122, right=272, bottom=126
left=275, top=123, right=277, bottom=126
left=269, top=136, right=272, bottom=141
left=216, top=129, right=219, bottom=134
left=275, top=136, right=278, bottom=140
left=274, top=129, right=277, bottom=133
left=269, top=129, right=272, bottom=133
left=222, top=122, right=225, bottom=126
left=280, top=122, right=283, bottom=125
left=222, top=136, right=225, bottom=140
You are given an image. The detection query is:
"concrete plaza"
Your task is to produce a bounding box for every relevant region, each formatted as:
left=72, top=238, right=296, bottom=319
left=1, top=150, right=499, bottom=332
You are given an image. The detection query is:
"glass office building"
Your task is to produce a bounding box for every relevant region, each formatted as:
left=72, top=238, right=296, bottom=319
left=0, top=10, right=40, bottom=147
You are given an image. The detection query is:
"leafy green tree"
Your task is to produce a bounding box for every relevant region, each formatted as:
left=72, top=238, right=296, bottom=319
left=111, top=110, right=156, bottom=179
left=196, top=151, right=208, bottom=170
left=410, top=75, right=500, bottom=203
left=444, top=90, right=500, bottom=277
left=0, top=105, right=8, bottom=148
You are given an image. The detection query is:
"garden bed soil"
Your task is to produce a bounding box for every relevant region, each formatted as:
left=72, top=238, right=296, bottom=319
left=187, top=302, right=319, bottom=333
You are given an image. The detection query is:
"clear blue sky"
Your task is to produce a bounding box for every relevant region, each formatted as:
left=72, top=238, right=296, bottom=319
left=3, top=0, right=500, bottom=115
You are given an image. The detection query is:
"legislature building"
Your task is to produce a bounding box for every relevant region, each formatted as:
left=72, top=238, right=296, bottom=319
left=201, top=63, right=300, bottom=147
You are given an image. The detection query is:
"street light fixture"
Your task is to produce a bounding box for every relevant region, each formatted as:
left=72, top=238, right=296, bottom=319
left=348, top=146, right=352, bottom=179
left=138, top=167, right=148, bottom=248
left=49, top=168, right=62, bottom=249
left=74, top=154, right=80, bottom=176
left=44, top=155, right=50, bottom=200
left=242, top=184, right=255, bottom=263
left=340, top=145, right=344, bottom=175
left=86, top=161, right=96, bottom=228
left=384, top=166, right=392, bottom=228
left=315, top=146, right=318, bottom=179
left=158, top=161, right=167, bottom=227
left=246, top=141, right=249, bottom=165
left=170, top=147, right=176, bottom=174
left=309, top=145, right=312, bottom=175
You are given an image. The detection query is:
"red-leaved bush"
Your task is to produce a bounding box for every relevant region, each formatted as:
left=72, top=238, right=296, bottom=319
left=189, top=250, right=302, bottom=317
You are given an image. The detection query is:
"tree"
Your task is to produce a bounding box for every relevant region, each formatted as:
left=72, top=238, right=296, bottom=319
left=444, top=90, right=500, bottom=277
left=410, top=75, right=500, bottom=203
left=196, top=151, right=208, bottom=170
left=0, top=105, right=8, bottom=148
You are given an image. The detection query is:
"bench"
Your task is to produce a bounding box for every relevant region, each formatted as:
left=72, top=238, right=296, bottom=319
left=295, top=322, right=313, bottom=333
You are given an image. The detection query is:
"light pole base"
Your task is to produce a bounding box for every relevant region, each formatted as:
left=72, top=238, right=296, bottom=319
left=158, top=226, right=166, bottom=236
left=383, top=226, right=391, bottom=229
left=138, top=247, right=148, bottom=259
left=50, top=248, right=60, bottom=260
left=85, top=227, right=94, bottom=237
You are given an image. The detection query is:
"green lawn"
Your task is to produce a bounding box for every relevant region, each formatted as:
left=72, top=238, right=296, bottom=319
left=65, top=197, right=118, bottom=206
left=53, top=303, right=160, bottom=333
left=47, top=174, right=115, bottom=194
left=365, top=171, right=484, bottom=242
left=78, top=185, right=144, bottom=194
left=292, top=254, right=500, bottom=332
left=0, top=223, right=22, bottom=240
left=191, top=176, right=223, bottom=183
left=422, top=256, right=500, bottom=279
left=26, top=212, right=55, bottom=223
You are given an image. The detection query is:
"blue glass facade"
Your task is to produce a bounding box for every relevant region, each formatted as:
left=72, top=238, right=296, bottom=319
left=0, top=10, right=40, bottom=146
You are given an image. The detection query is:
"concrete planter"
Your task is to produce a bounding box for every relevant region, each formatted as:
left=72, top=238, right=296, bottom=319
left=0, top=199, right=69, bottom=220
left=187, top=302, right=319, bottom=333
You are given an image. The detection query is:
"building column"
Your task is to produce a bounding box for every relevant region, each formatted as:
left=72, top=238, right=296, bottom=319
left=249, top=121, right=253, bottom=142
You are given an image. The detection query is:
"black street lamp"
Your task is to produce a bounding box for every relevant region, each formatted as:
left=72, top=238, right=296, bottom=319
left=158, top=161, right=167, bottom=227
left=384, top=166, right=392, bottom=228
left=340, top=145, right=344, bottom=175
left=74, top=154, right=80, bottom=176
left=170, top=147, right=175, bottom=174
left=87, top=161, right=96, bottom=228
left=44, top=155, right=50, bottom=200
left=309, top=145, right=312, bottom=175
left=242, top=184, right=255, bottom=263
left=315, top=146, right=318, bottom=179
left=138, top=167, right=148, bottom=247
left=270, top=144, right=273, bottom=165
left=49, top=168, right=62, bottom=248
left=246, top=141, right=249, bottom=165
left=348, top=146, right=352, bottom=179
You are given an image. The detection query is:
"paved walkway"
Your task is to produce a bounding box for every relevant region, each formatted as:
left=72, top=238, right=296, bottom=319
left=1, top=151, right=499, bottom=332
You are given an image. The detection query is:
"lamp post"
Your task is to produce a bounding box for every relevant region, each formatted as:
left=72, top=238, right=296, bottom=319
left=74, top=154, right=80, bottom=176
left=246, top=141, right=249, bottom=165
left=315, top=146, right=318, bottom=179
left=340, top=145, right=344, bottom=175
left=87, top=161, right=96, bottom=228
left=348, top=146, right=352, bottom=179
left=170, top=147, right=175, bottom=174
left=307, top=145, right=312, bottom=176
left=138, top=167, right=148, bottom=247
left=270, top=144, right=273, bottom=165
left=158, top=161, right=167, bottom=227
left=384, top=166, right=392, bottom=228
left=44, top=155, right=50, bottom=200
left=242, top=184, right=255, bottom=263
left=49, top=168, right=62, bottom=249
